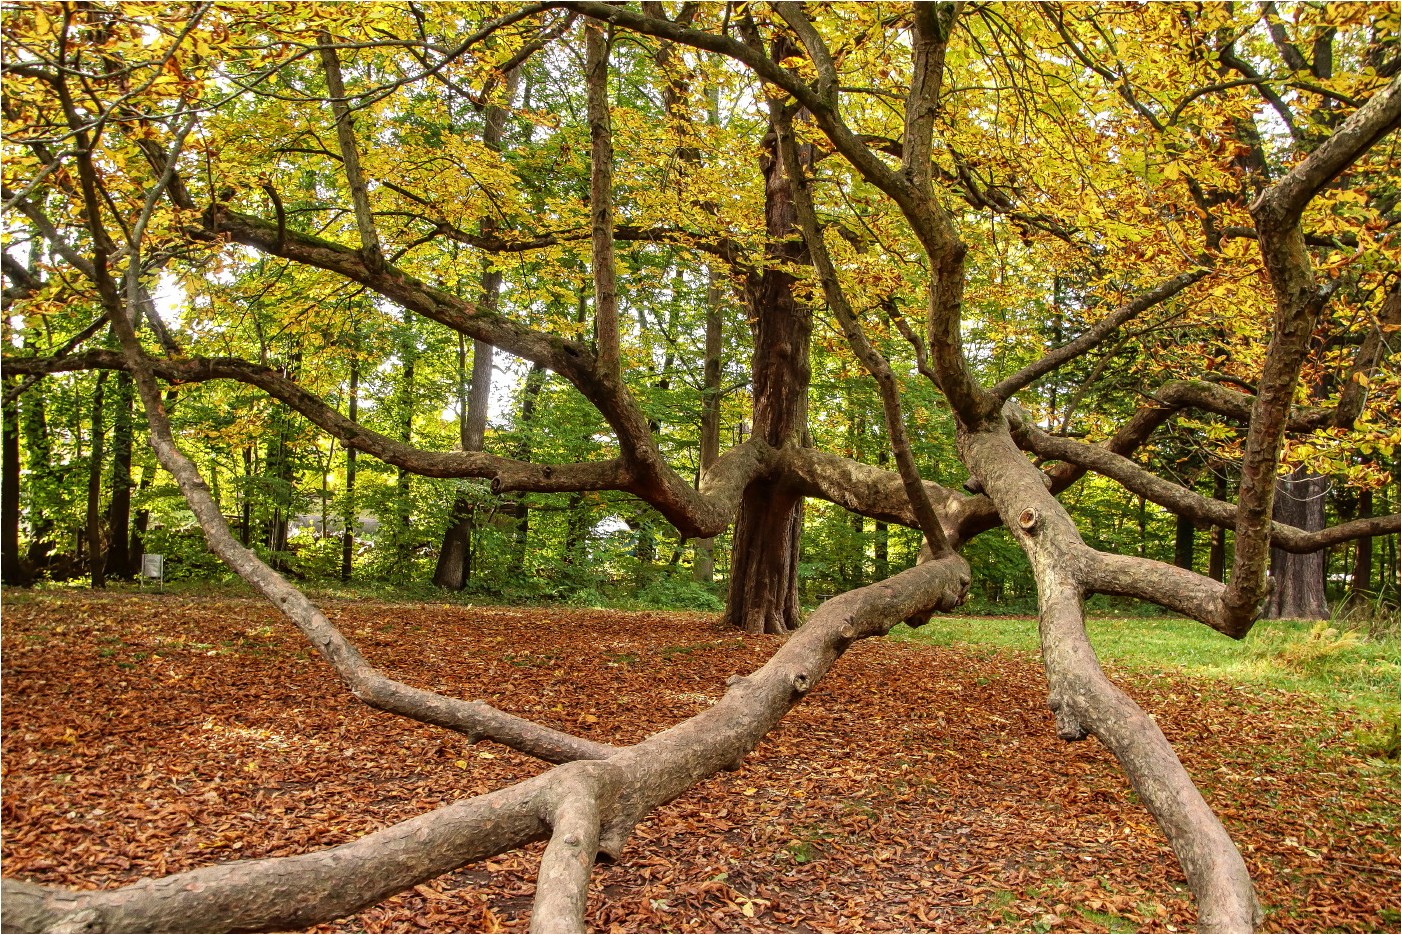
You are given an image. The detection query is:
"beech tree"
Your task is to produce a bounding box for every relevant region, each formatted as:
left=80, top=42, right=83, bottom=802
left=2, top=3, right=1398, bottom=933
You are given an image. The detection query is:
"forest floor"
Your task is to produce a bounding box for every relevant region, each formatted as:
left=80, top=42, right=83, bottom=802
left=2, top=591, right=1398, bottom=934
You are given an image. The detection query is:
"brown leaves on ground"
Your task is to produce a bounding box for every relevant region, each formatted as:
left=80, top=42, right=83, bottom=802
left=2, top=593, right=1397, bottom=934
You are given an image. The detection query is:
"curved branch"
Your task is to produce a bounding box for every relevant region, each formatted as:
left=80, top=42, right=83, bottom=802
left=3, top=548, right=972, bottom=935
left=529, top=762, right=618, bottom=934
left=991, top=269, right=1208, bottom=401
left=961, top=420, right=1259, bottom=929
left=778, top=111, right=952, bottom=556
left=1012, top=412, right=1400, bottom=555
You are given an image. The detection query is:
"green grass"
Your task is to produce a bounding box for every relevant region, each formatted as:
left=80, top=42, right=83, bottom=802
left=889, top=614, right=1400, bottom=732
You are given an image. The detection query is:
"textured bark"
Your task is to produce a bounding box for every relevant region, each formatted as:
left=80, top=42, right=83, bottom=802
left=962, top=421, right=1260, bottom=932
left=1222, top=76, right=1400, bottom=632
left=1262, top=468, right=1328, bottom=620
left=106, top=372, right=134, bottom=578
left=723, top=31, right=812, bottom=635
left=318, top=33, right=384, bottom=272
left=1, top=379, right=29, bottom=585
left=3, top=548, right=969, bottom=934
left=341, top=353, right=358, bottom=582
left=779, top=112, right=952, bottom=558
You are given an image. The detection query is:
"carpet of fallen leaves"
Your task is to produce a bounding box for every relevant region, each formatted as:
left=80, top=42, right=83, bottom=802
left=2, top=592, right=1397, bottom=934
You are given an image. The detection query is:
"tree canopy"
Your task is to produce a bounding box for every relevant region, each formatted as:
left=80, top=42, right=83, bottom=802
left=1, top=2, right=1398, bottom=932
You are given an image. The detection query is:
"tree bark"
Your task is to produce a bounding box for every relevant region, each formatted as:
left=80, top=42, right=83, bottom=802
left=723, top=43, right=811, bottom=634
left=341, top=353, right=359, bottom=581
left=692, top=265, right=723, bottom=585
left=106, top=372, right=134, bottom=578
left=1, top=377, right=30, bottom=585
left=1209, top=470, right=1228, bottom=582
left=1174, top=511, right=1195, bottom=571
left=86, top=372, right=106, bottom=588
left=1345, top=486, right=1374, bottom=611
left=433, top=71, right=515, bottom=591
left=1262, top=466, right=1328, bottom=619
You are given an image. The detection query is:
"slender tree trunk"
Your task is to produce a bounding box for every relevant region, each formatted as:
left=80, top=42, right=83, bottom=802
left=691, top=266, right=724, bottom=585
left=240, top=446, right=253, bottom=548
left=724, top=67, right=812, bottom=635
left=874, top=448, right=890, bottom=579
left=106, top=372, right=134, bottom=578
left=1209, top=470, right=1228, bottom=582
left=1173, top=512, right=1195, bottom=571
left=1346, top=486, right=1374, bottom=610
left=433, top=74, right=514, bottom=590
left=509, top=364, right=546, bottom=577
left=396, top=324, right=416, bottom=571
left=87, top=372, right=107, bottom=588
left=130, top=469, right=151, bottom=569
left=341, top=354, right=359, bottom=581
left=1262, top=467, right=1328, bottom=619
left=2, top=378, right=31, bottom=585
left=20, top=369, right=56, bottom=571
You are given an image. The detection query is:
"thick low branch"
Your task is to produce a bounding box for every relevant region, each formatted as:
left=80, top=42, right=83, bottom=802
left=1, top=768, right=570, bottom=934
left=961, top=420, right=1259, bottom=929
left=2, top=349, right=629, bottom=491
left=1013, top=413, right=1400, bottom=555
left=4, top=349, right=1003, bottom=545
left=3, top=542, right=971, bottom=935
left=204, top=206, right=734, bottom=538
left=529, top=762, right=618, bottom=935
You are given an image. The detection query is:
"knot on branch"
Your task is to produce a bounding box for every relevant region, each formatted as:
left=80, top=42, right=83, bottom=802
left=790, top=671, right=812, bottom=694
left=1049, top=698, right=1089, bottom=742
left=1018, top=507, right=1040, bottom=533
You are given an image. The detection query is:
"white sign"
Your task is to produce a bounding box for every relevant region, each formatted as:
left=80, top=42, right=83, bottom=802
left=141, top=554, right=164, bottom=578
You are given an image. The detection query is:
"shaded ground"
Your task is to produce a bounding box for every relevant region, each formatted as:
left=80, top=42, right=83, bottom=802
left=2, top=592, right=1397, bottom=933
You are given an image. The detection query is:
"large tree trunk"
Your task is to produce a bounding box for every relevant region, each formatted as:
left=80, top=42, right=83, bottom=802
left=1262, top=466, right=1328, bottom=619
left=723, top=78, right=812, bottom=635
left=1174, top=511, right=1195, bottom=570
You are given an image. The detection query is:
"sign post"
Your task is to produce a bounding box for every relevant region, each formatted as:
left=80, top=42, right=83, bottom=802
left=140, top=553, right=165, bottom=593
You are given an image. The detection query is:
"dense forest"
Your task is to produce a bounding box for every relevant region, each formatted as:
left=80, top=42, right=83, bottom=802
left=1, top=2, right=1398, bottom=932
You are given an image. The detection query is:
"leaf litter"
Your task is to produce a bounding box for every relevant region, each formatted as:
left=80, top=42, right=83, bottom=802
left=2, top=593, right=1396, bottom=933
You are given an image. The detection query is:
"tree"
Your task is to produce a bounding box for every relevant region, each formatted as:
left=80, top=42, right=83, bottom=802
left=2, top=3, right=1398, bottom=933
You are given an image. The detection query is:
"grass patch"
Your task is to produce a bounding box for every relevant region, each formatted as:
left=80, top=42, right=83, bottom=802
left=890, top=615, right=1400, bottom=729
